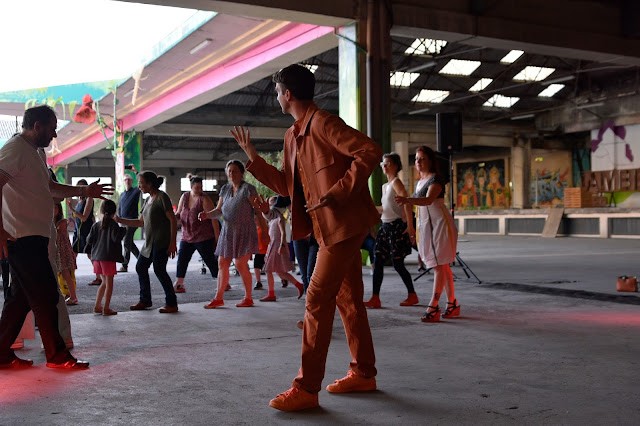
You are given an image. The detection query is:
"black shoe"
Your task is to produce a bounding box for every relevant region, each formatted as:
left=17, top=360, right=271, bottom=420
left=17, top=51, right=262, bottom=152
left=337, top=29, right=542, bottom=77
left=254, top=282, right=263, bottom=290
left=46, top=359, right=90, bottom=369
left=281, top=280, right=288, bottom=288
left=0, top=357, right=33, bottom=369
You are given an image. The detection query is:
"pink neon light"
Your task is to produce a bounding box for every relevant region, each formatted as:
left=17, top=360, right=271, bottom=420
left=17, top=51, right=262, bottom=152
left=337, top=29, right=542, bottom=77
left=48, top=23, right=333, bottom=165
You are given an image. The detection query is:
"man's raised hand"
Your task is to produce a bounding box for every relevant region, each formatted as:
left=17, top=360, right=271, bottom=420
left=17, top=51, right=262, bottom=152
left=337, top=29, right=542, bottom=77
left=86, top=179, right=114, bottom=200
left=230, top=126, right=258, bottom=161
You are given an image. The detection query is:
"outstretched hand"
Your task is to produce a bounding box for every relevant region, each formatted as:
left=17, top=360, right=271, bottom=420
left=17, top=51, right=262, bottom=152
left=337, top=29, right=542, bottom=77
left=85, top=179, right=114, bottom=200
left=306, top=193, right=335, bottom=213
left=249, top=194, right=269, bottom=214
left=230, top=126, right=258, bottom=162
left=394, top=195, right=410, bottom=206
left=198, top=211, right=209, bottom=222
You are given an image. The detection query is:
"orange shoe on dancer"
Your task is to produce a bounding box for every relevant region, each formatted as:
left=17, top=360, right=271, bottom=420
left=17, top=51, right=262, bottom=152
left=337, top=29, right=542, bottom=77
left=399, top=292, right=419, bottom=306
left=269, top=387, right=319, bottom=411
left=363, top=295, right=381, bottom=308
left=326, top=370, right=377, bottom=393
left=204, top=299, right=224, bottom=309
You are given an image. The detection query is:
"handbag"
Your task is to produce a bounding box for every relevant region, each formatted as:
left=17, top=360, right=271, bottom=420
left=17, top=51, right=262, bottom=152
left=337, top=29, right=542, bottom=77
left=616, top=275, right=638, bottom=292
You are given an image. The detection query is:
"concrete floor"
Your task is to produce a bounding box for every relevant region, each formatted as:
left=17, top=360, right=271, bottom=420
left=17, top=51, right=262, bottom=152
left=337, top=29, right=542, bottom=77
left=1, top=235, right=639, bottom=425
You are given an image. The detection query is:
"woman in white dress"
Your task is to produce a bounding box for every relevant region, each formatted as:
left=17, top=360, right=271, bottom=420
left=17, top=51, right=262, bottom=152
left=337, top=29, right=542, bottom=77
left=395, top=146, right=459, bottom=322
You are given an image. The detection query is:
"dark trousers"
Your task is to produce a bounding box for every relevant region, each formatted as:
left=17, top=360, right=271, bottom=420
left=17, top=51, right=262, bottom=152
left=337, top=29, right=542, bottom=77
left=122, top=226, right=140, bottom=267
left=136, top=244, right=177, bottom=307
left=1, top=256, right=9, bottom=299
left=293, top=235, right=319, bottom=291
left=176, top=238, right=218, bottom=279
left=0, top=236, right=71, bottom=364
left=361, top=234, right=375, bottom=265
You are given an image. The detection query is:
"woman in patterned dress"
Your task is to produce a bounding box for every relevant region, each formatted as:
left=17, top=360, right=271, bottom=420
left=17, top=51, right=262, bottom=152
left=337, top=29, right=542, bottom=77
left=54, top=202, right=78, bottom=305
left=396, top=146, right=460, bottom=323
left=199, top=160, right=259, bottom=308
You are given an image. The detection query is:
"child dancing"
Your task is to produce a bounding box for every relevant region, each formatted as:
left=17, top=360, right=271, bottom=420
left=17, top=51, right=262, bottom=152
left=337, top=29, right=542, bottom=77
left=85, top=200, right=126, bottom=316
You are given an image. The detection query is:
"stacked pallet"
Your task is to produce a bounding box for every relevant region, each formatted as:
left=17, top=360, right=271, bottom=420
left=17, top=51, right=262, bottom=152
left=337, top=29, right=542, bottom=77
left=564, top=187, right=593, bottom=208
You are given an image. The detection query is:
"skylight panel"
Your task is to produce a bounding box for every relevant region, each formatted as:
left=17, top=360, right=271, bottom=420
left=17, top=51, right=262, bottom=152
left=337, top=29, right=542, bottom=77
left=468, top=78, right=493, bottom=92
left=404, top=38, right=447, bottom=56
left=500, top=50, right=524, bottom=64
left=411, top=89, right=450, bottom=103
left=302, top=64, right=318, bottom=74
left=390, top=72, right=420, bottom=87
left=483, top=94, right=520, bottom=108
left=439, top=59, right=481, bottom=76
left=512, top=66, right=555, bottom=82
left=538, top=84, right=565, bottom=97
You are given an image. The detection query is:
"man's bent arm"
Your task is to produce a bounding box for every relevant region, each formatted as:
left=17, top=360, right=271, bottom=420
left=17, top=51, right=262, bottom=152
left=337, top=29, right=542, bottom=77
left=323, top=115, right=382, bottom=204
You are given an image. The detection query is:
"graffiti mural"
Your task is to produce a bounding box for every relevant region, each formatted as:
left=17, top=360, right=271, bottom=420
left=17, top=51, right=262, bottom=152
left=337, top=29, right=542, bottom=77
left=456, top=159, right=507, bottom=209
left=530, top=168, right=570, bottom=207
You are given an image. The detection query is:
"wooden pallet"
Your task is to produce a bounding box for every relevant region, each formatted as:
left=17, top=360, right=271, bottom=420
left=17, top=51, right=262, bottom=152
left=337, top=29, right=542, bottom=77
left=564, top=187, right=592, bottom=208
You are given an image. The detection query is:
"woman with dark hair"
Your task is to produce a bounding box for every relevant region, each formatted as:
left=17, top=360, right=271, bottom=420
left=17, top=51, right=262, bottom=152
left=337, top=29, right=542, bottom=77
left=199, top=160, right=259, bottom=308
left=364, top=152, right=417, bottom=308
left=115, top=171, right=179, bottom=313
left=66, top=179, right=100, bottom=286
left=396, top=146, right=459, bottom=323
left=173, top=174, right=220, bottom=293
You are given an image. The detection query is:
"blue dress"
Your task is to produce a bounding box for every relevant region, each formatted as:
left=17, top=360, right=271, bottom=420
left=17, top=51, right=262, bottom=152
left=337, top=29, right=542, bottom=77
left=215, top=181, right=259, bottom=259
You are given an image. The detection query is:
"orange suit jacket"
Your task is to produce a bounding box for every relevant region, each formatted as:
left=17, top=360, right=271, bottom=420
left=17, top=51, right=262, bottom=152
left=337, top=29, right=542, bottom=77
left=246, top=103, right=382, bottom=247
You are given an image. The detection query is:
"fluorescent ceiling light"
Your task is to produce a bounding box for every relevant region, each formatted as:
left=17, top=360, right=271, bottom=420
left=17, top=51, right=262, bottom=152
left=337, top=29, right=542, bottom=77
left=511, top=113, right=535, bottom=120
left=538, top=84, right=565, bottom=97
left=500, top=50, right=524, bottom=64
left=411, top=89, right=450, bottom=103
left=512, top=66, right=555, bottom=82
left=390, top=72, right=420, bottom=87
left=542, top=75, right=574, bottom=85
left=439, top=59, right=481, bottom=76
left=404, top=38, right=447, bottom=56
left=468, top=78, right=493, bottom=92
left=189, top=38, right=212, bottom=55
left=408, top=107, right=431, bottom=115
left=576, top=102, right=604, bottom=109
left=483, top=94, right=520, bottom=108
left=302, top=64, right=319, bottom=74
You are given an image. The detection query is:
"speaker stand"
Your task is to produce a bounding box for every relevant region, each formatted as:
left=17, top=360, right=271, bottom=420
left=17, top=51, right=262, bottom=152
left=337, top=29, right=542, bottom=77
left=446, top=149, right=481, bottom=284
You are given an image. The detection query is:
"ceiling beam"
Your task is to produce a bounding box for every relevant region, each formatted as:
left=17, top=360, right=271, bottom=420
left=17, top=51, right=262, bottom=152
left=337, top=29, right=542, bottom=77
left=145, top=123, right=287, bottom=139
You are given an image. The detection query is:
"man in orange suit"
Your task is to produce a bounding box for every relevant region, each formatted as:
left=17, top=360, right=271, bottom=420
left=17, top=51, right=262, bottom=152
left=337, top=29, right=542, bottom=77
left=231, top=64, right=382, bottom=411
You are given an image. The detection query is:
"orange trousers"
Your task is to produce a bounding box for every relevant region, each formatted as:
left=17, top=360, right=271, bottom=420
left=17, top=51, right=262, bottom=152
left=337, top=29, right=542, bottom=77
left=293, top=232, right=377, bottom=393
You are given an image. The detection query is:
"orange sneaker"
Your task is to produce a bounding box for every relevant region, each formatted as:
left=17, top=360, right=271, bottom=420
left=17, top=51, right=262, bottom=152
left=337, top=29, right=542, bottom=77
left=236, top=297, right=254, bottom=307
left=269, top=387, right=319, bottom=411
left=363, top=295, right=381, bottom=309
left=326, top=370, right=376, bottom=393
left=204, top=299, right=224, bottom=309
left=400, top=292, right=419, bottom=306
left=260, top=295, right=276, bottom=302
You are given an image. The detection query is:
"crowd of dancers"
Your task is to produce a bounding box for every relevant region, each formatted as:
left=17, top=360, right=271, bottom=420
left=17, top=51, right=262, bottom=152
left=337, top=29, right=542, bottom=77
left=0, top=64, right=460, bottom=412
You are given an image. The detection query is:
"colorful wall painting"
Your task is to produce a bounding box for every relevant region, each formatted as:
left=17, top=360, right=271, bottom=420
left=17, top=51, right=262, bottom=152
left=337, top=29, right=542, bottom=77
left=530, top=150, right=571, bottom=207
left=456, top=159, right=507, bottom=209
left=590, top=122, right=640, bottom=207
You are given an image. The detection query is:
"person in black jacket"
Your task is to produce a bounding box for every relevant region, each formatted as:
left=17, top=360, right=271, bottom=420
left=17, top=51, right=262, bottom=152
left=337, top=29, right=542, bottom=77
left=86, top=200, right=126, bottom=316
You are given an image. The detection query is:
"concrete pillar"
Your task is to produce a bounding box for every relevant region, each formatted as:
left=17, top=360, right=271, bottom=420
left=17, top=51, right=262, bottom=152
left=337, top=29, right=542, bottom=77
left=115, top=132, right=142, bottom=194
left=511, top=137, right=532, bottom=209
left=116, top=131, right=142, bottom=238
left=365, top=0, right=392, bottom=204
left=394, top=140, right=410, bottom=187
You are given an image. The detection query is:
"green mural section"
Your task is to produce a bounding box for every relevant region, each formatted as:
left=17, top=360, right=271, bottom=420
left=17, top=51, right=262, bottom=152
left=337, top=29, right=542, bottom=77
left=116, top=132, right=142, bottom=239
